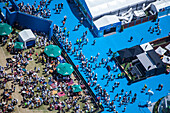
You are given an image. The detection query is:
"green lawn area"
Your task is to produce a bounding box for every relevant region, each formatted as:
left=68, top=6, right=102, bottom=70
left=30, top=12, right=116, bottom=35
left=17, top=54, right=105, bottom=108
left=1, top=31, right=98, bottom=112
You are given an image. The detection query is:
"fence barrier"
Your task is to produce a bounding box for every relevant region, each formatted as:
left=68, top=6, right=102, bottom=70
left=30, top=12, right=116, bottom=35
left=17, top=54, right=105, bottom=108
left=123, top=15, right=157, bottom=29
left=52, top=36, right=104, bottom=112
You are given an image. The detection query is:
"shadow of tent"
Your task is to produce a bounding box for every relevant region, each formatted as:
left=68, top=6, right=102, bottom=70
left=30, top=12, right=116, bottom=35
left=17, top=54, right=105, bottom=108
left=66, top=0, right=98, bottom=38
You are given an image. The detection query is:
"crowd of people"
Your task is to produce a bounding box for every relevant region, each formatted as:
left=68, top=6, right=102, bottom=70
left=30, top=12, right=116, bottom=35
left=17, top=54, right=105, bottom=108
left=0, top=24, right=96, bottom=112
left=17, top=0, right=65, bottom=18
left=50, top=1, right=167, bottom=113
left=18, top=0, right=52, bottom=18
left=0, top=66, right=18, bottom=112
left=1, top=0, right=167, bottom=113
left=148, top=19, right=161, bottom=35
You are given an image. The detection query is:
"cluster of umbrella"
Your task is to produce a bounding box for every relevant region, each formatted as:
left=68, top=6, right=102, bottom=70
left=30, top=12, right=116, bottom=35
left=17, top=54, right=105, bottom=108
left=44, top=44, right=74, bottom=76
left=0, top=23, right=24, bottom=49
left=44, top=45, right=82, bottom=93
left=0, top=23, right=82, bottom=92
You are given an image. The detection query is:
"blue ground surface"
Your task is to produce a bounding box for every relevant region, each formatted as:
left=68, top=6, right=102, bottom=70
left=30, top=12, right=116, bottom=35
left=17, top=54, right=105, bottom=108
left=0, top=1, right=6, bottom=20
left=5, top=0, right=170, bottom=112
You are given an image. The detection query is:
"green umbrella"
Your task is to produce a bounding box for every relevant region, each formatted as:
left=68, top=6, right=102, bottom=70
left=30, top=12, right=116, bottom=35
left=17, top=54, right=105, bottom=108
left=56, top=63, right=74, bottom=76
left=72, top=85, right=82, bottom=93
left=44, top=45, right=61, bottom=57
left=0, top=23, right=12, bottom=36
left=14, top=42, right=23, bottom=49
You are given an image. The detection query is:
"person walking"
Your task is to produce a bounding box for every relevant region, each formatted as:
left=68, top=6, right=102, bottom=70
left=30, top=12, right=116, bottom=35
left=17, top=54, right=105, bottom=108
left=140, top=38, right=143, bottom=43
left=63, top=27, right=66, bottom=33
left=158, top=29, right=161, bottom=35
left=158, top=84, right=163, bottom=90
left=92, top=40, right=96, bottom=45
left=62, top=21, right=65, bottom=26
left=123, top=106, right=126, bottom=112
left=64, top=15, right=67, bottom=21
left=67, top=31, right=70, bottom=37
left=130, top=36, right=133, bottom=42
left=148, top=26, right=152, bottom=31
left=112, top=86, right=115, bottom=92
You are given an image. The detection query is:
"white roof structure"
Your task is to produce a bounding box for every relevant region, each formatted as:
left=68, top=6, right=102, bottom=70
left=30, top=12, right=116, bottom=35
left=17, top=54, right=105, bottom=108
left=155, top=46, right=167, bottom=56
left=94, top=15, right=120, bottom=30
left=137, top=52, right=156, bottom=71
left=152, top=0, right=170, bottom=12
left=85, top=0, right=155, bottom=19
left=140, top=43, right=153, bottom=52
left=165, top=43, right=170, bottom=51
left=19, top=29, right=36, bottom=42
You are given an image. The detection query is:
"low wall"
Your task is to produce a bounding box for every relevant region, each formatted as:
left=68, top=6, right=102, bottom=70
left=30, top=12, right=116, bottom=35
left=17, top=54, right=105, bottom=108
left=5, top=7, right=53, bottom=40
left=123, top=15, right=157, bottom=29
left=52, top=36, right=104, bottom=112
left=9, top=0, right=19, bottom=11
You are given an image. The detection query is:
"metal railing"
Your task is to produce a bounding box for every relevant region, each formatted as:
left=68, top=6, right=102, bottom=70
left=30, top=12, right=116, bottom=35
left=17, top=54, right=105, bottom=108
left=52, top=35, right=104, bottom=112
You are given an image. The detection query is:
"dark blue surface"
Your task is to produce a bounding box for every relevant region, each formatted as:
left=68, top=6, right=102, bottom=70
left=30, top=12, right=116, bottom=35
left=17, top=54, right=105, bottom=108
left=7, top=0, right=170, bottom=112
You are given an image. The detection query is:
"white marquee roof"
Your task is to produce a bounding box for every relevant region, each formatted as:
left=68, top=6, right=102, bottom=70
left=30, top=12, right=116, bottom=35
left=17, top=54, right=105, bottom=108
left=94, top=15, right=120, bottom=30
left=152, top=0, right=170, bottom=12
left=85, top=0, right=155, bottom=19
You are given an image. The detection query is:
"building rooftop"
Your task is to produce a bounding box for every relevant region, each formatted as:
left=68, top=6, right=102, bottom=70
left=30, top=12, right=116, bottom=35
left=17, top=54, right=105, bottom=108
left=85, top=0, right=155, bottom=19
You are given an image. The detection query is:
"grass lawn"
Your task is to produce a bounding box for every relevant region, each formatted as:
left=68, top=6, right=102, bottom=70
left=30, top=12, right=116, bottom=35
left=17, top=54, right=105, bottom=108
left=0, top=31, right=97, bottom=112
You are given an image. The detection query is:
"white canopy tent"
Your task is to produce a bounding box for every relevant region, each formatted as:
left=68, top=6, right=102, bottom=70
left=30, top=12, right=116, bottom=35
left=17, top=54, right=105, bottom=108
left=94, top=15, right=120, bottom=30
left=18, top=29, right=36, bottom=48
left=85, top=0, right=155, bottom=19
left=155, top=46, right=167, bottom=56
left=140, top=43, right=153, bottom=52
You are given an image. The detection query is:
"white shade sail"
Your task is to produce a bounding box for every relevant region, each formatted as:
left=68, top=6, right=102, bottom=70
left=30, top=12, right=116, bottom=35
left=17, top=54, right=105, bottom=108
left=155, top=46, right=167, bottom=56
left=165, top=44, right=170, bottom=51
left=140, top=43, right=153, bottom=52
